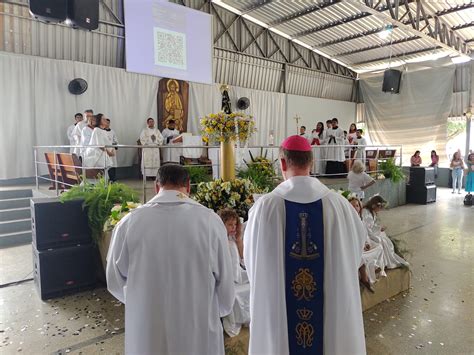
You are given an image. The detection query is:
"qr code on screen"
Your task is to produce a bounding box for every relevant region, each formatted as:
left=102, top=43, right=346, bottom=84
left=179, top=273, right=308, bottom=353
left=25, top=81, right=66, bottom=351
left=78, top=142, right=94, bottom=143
left=153, top=27, right=187, bottom=70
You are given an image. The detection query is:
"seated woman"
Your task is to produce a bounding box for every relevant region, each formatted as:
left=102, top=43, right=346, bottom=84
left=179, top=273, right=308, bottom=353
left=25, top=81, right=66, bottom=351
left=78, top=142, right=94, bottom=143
left=218, top=209, right=250, bottom=337
left=362, top=196, right=409, bottom=269
left=348, top=197, right=385, bottom=293
left=347, top=159, right=375, bottom=200
left=410, top=150, right=422, bottom=167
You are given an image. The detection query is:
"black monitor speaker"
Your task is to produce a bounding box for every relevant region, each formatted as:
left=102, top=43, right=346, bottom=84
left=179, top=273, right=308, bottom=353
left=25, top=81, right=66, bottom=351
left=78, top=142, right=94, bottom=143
left=29, top=0, right=67, bottom=23
left=33, top=244, right=96, bottom=300
left=382, top=69, right=402, bottom=94
left=67, top=0, right=99, bottom=30
left=31, top=198, right=92, bottom=251
left=409, top=167, right=435, bottom=187
left=407, top=184, right=437, bottom=205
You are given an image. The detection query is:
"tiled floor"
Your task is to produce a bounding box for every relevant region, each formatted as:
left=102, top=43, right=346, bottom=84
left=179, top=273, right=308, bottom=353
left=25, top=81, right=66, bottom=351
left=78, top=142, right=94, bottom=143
left=0, top=187, right=472, bottom=354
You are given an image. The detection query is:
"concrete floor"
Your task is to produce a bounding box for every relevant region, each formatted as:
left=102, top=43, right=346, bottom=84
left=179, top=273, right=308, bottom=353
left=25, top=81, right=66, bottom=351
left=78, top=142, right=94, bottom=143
left=0, top=187, right=473, bottom=354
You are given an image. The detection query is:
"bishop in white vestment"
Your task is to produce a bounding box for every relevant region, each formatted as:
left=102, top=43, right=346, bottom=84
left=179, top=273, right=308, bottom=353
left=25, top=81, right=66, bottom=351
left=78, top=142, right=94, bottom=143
left=244, top=135, right=366, bottom=355
left=107, top=164, right=235, bottom=355
left=139, top=118, right=164, bottom=177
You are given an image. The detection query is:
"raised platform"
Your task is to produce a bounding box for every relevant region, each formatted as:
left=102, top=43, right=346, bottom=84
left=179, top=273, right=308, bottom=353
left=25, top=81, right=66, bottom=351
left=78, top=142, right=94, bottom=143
left=224, top=267, right=411, bottom=354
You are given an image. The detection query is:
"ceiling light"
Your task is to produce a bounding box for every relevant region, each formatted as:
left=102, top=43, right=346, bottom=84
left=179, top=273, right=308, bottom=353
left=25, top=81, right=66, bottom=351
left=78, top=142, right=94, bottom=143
left=378, top=24, right=393, bottom=40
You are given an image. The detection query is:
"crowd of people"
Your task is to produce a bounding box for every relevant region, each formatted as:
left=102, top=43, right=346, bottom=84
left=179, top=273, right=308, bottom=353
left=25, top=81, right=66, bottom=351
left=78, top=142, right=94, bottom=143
left=410, top=149, right=473, bottom=195
left=105, top=135, right=410, bottom=355
left=300, top=119, right=368, bottom=176
left=66, top=110, right=182, bottom=181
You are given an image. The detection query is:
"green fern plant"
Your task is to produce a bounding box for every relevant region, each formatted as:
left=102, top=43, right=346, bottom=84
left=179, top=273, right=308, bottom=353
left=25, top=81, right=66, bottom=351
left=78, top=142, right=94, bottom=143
left=379, top=158, right=405, bottom=183
left=60, top=178, right=139, bottom=242
left=186, top=166, right=212, bottom=194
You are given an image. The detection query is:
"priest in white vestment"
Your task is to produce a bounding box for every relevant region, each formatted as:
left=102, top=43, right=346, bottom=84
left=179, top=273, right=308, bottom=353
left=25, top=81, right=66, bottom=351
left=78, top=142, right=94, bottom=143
left=325, top=118, right=346, bottom=176
left=139, top=118, right=164, bottom=177
left=244, top=135, right=367, bottom=355
left=67, top=113, right=83, bottom=153
left=107, top=164, right=235, bottom=355
left=71, top=109, right=93, bottom=158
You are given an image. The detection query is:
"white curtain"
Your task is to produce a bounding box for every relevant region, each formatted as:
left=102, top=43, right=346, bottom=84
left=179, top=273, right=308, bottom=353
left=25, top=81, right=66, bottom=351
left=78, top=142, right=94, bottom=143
left=359, top=57, right=455, bottom=165
left=0, top=52, right=287, bottom=179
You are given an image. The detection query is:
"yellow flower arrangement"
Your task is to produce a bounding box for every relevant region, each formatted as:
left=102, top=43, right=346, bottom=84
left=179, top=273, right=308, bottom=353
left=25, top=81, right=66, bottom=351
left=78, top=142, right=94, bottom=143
left=200, top=112, right=256, bottom=143
left=104, top=201, right=142, bottom=231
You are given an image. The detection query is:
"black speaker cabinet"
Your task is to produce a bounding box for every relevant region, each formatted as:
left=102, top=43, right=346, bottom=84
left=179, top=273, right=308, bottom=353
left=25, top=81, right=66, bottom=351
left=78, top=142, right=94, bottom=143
left=409, top=167, right=435, bottom=187
left=407, top=184, right=437, bottom=204
left=382, top=69, right=402, bottom=93
left=29, top=0, right=67, bottom=22
left=31, top=198, right=92, bottom=250
left=67, top=0, right=99, bottom=30
left=33, top=244, right=96, bottom=300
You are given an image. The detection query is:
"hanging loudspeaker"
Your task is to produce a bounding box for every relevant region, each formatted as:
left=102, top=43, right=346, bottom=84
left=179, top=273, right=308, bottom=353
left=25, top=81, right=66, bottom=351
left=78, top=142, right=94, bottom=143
left=237, top=97, right=250, bottom=110
left=68, top=78, right=88, bottom=95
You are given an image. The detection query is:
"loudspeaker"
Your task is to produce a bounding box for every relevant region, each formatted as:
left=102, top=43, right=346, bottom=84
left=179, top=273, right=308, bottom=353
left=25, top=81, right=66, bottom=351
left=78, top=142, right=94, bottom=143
left=409, top=167, right=435, bottom=187
left=33, top=244, right=96, bottom=300
left=382, top=69, right=402, bottom=93
left=29, top=0, right=67, bottom=23
left=67, top=0, right=99, bottom=30
left=31, top=198, right=92, bottom=250
left=406, top=184, right=437, bottom=204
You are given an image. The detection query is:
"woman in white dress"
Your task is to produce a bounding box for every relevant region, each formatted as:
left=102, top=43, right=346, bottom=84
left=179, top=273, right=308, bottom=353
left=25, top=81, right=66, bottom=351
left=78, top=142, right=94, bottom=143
left=139, top=118, right=164, bottom=177
left=362, top=195, right=409, bottom=269
left=349, top=197, right=385, bottom=293
left=218, top=209, right=250, bottom=337
left=347, top=159, right=375, bottom=200
left=310, top=121, right=325, bottom=176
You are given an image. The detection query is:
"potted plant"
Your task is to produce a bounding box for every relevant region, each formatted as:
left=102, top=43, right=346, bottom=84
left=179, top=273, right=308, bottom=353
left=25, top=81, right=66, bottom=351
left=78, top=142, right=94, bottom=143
left=237, top=148, right=277, bottom=192
left=379, top=158, right=405, bottom=183
left=60, top=178, right=139, bottom=270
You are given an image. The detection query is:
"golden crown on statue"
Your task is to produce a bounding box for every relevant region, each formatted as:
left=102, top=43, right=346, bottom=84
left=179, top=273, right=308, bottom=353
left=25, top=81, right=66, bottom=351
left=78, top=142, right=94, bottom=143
left=296, top=308, right=314, bottom=321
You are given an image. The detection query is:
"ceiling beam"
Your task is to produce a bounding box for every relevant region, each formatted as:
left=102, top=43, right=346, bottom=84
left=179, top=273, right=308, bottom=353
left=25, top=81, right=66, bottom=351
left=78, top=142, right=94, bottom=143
left=268, top=1, right=340, bottom=28
left=314, top=26, right=397, bottom=48
left=435, top=3, right=474, bottom=17
left=452, top=22, right=474, bottom=31
left=353, top=46, right=443, bottom=66
left=335, top=35, right=420, bottom=57
left=241, top=0, right=272, bottom=14
left=344, top=0, right=470, bottom=55
left=293, top=12, right=372, bottom=39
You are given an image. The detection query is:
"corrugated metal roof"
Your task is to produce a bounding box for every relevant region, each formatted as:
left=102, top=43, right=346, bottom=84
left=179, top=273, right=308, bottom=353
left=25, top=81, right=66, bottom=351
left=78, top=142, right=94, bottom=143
left=219, top=0, right=473, bottom=72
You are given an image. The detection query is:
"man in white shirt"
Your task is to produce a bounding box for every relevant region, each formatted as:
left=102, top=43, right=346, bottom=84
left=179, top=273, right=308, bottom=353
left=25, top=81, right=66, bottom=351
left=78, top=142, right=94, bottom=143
left=66, top=113, right=83, bottom=153
left=72, top=109, right=93, bottom=159
left=107, top=164, right=235, bottom=355
left=244, top=135, right=367, bottom=355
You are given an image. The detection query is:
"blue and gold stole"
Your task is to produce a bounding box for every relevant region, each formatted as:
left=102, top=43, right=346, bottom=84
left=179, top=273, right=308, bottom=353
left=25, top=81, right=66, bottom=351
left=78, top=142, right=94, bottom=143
left=285, top=199, right=324, bottom=354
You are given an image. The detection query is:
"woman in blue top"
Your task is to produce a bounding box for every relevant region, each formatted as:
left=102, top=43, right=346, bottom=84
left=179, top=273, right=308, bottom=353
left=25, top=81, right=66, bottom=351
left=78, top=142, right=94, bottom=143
left=465, top=152, right=474, bottom=194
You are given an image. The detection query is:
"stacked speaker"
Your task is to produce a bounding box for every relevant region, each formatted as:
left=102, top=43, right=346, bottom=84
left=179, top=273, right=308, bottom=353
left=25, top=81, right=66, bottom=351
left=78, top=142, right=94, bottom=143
left=31, top=199, right=96, bottom=300
left=406, top=167, right=437, bottom=204
left=29, top=0, right=99, bottom=30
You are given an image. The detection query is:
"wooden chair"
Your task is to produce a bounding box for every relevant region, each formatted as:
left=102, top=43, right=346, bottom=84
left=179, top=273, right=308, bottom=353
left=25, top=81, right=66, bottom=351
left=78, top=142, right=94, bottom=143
left=56, top=153, right=82, bottom=188
left=44, top=152, right=64, bottom=190
left=366, top=149, right=379, bottom=176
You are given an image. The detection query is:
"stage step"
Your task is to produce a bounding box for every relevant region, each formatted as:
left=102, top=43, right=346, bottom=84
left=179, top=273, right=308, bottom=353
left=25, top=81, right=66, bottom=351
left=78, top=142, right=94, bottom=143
left=0, top=230, right=32, bottom=248
left=0, top=189, right=33, bottom=248
left=0, top=219, right=31, bottom=235
left=0, top=207, right=31, bottom=222
left=0, top=189, right=32, bottom=200
left=0, top=197, right=31, bottom=210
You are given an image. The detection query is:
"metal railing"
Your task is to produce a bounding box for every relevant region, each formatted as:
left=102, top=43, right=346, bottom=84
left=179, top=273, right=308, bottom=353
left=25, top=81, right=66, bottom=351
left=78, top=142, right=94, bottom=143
left=33, top=143, right=403, bottom=201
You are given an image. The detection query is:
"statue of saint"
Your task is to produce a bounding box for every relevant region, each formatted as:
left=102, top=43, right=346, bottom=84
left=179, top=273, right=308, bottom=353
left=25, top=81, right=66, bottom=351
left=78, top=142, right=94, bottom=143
left=164, top=79, right=184, bottom=131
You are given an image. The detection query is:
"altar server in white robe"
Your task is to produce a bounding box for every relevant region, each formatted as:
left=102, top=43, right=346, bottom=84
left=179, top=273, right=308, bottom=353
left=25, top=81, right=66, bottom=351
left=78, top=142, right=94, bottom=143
left=139, top=118, right=164, bottom=177
left=72, top=109, right=93, bottom=157
left=362, top=195, right=409, bottom=270
left=244, top=135, right=366, bottom=355
left=353, top=129, right=368, bottom=162
left=67, top=113, right=83, bottom=153
left=326, top=118, right=345, bottom=161
left=104, top=118, right=118, bottom=181
left=161, top=119, right=180, bottom=144
left=83, top=114, right=115, bottom=171
left=107, top=164, right=235, bottom=355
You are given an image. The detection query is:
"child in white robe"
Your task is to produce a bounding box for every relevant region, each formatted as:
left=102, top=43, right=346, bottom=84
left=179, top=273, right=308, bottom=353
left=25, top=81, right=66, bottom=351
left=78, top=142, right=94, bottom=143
left=362, top=195, right=409, bottom=269
left=218, top=209, right=250, bottom=337
left=349, top=197, right=385, bottom=293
